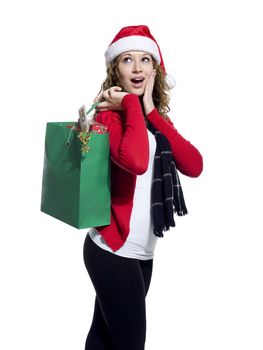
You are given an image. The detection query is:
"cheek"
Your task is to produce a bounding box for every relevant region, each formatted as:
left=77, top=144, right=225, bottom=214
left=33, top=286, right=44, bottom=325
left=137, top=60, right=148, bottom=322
left=117, top=65, right=130, bottom=80
left=118, top=65, right=127, bottom=79
left=145, top=73, right=152, bottom=83
left=119, top=73, right=130, bottom=87
left=145, top=66, right=154, bottom=78
left=119, top=76, right=128, bottom=88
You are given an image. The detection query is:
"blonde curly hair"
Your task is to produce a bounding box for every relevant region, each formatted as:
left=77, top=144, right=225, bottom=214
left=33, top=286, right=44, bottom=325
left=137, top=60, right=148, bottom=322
left=97, top=56, right=171, bottom=119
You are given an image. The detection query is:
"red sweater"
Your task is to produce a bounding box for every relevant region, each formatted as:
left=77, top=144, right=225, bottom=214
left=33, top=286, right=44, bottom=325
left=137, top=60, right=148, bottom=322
left=94, top=94, right=203, bottom=252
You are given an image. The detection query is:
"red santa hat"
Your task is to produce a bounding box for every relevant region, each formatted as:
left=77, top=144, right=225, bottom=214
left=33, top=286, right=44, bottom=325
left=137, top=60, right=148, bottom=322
left=104, top=25, right=176, bottom=89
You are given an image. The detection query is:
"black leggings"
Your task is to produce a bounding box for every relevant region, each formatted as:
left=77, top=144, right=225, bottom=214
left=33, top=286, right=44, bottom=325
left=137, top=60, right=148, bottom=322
left=83, top=233, right=153, bottom=350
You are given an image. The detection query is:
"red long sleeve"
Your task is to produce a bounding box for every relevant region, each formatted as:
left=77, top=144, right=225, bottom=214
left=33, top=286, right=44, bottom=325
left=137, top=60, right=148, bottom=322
left=146, top=108, right=203, bottom=177
left=95, top=94, right=149, bottom=175
left=95, top=94, right=203, bottom=177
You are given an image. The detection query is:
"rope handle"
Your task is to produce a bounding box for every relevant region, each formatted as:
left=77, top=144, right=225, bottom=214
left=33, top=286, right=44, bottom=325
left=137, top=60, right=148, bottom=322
left=86, top=102, right=100, bottom=116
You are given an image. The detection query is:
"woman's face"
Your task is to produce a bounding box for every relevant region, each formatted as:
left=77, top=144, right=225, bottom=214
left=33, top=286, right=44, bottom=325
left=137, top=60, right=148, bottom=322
left=116, top=51, right=154, bottom=96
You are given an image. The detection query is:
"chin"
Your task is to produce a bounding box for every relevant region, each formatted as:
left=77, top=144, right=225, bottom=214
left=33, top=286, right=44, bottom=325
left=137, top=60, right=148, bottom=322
left=132, top=91, right=144, bottom=96
left=126, top=88, right=145, bottom=96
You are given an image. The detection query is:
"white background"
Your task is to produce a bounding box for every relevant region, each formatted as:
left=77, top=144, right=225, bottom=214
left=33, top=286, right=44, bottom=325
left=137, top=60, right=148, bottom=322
left=1, top=0, right=263, bottom=349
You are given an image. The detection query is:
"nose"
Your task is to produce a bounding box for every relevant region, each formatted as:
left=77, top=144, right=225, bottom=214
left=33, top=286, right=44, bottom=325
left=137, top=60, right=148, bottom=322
left=132, top=59, right=143, bottom=73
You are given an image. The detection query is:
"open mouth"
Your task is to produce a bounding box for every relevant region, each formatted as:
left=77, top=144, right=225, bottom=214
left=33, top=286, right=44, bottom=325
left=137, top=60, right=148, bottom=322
left=130, top=77, right=145, bottom=89
left=130, top=77, right=145, bottom=84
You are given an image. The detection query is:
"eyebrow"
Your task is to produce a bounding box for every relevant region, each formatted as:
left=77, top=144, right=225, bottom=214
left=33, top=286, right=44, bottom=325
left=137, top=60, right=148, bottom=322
left=120, top=52, right=151, bottom=58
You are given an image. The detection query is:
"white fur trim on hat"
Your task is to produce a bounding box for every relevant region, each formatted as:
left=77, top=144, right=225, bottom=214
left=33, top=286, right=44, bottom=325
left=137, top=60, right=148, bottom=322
left=105, top=35, right=161, bottom=65
left=165, top=73, right=176, bottom=89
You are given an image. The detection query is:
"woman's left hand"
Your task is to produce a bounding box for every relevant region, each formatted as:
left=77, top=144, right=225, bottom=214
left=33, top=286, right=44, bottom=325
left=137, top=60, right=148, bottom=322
left=143, top=69, right=156, bottom=115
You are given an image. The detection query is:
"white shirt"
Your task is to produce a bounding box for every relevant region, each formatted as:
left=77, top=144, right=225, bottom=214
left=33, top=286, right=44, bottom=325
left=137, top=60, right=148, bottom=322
left=89, top=129, right=158, bottom=260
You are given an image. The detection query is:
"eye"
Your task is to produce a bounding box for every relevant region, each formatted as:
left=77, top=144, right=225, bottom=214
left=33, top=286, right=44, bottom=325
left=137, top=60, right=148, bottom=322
left=142, top=56, right=151, bottom=62
left=122, top=57, right=132, bottom=63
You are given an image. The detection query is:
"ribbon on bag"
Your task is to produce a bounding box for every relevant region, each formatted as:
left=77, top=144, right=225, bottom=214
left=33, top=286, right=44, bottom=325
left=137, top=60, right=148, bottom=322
left=67, top=102, right=108, bottom=155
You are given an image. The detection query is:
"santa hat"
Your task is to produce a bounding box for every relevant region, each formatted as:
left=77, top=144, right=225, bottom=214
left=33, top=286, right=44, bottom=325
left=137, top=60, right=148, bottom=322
left=104, top=25, right=176, bottom=89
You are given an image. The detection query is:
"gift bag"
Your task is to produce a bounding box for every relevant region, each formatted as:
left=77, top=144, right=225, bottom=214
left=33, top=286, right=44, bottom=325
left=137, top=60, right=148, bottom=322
left=40, top=103, right=111, bottom=229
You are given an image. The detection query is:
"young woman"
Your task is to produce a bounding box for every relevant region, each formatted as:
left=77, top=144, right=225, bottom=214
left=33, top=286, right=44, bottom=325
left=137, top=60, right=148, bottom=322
left=83, top=25, right=203, bottom=350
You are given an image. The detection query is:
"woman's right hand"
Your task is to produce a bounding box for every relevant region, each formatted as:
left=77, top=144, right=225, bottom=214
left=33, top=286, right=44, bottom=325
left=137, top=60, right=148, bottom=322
left=94, top=86, right=129, bottom=112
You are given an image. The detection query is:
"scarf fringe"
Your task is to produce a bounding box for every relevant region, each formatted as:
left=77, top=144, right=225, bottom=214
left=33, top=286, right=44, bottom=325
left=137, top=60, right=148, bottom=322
left=153, top=224, right=175, bottom=237
left=153, top=230, right=164, bottom=238
left=174, top=208, right=188, bottom=216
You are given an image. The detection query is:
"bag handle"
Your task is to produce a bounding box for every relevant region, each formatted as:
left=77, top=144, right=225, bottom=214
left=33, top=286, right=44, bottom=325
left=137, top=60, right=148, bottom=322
left=86, top=102, right=100, bottom=116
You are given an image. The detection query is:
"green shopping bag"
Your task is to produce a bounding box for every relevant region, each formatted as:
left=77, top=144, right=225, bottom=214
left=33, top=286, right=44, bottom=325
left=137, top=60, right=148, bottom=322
left=41, top=103, right=111, bottom=229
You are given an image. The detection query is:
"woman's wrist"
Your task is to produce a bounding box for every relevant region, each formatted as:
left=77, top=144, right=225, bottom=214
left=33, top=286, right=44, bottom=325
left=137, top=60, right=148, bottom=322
left=144, top=104, right=155, bottom=116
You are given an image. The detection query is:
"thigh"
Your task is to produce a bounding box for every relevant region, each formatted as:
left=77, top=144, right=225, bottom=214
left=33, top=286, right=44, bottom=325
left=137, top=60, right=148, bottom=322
left=139, top=259, right=153, bottom=296
left=83, top=234, right=147, bottom=349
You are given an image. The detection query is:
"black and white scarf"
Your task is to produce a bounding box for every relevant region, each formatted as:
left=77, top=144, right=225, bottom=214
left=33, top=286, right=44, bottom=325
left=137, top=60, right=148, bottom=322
left=147, top=122, right=188, bottom=237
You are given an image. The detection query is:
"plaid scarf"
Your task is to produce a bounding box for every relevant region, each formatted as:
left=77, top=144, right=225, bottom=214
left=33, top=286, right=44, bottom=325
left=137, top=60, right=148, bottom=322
left=147, top=122, right=188, bottom=237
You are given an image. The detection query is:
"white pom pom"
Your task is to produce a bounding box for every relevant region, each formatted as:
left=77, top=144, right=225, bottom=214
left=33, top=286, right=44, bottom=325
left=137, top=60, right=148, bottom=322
left=165, top=73, right=176, bottom=89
